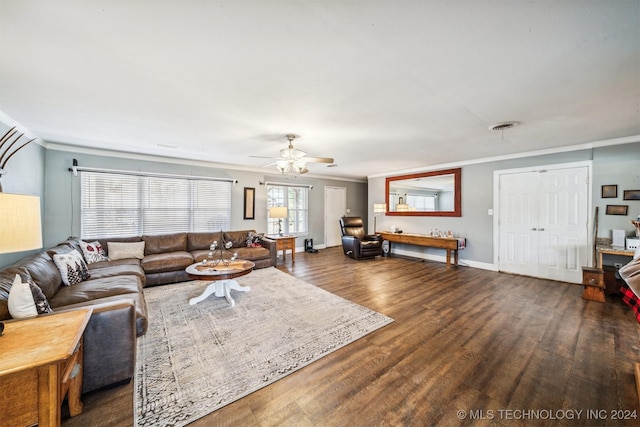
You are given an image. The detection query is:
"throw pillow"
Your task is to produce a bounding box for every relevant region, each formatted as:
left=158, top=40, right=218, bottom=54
left=8, top=274, right=53, bottom=319
left=53, top=249, right=91, bottom=286
left=246, top=231, right=263, bottom=247
left=108, top=241, right=145, bottom=260
left=80, top=240, right=108, bottom=264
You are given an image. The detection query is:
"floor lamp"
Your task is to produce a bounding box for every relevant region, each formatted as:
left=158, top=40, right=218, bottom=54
left=373, top=203, right=386, bottom=233
left=269, top=206, right=288, bottom=236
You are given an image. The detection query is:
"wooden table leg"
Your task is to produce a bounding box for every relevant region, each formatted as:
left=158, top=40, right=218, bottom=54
left=445, top=249, right=451, bottom=268
left=67, top=343, right=84, bottom=417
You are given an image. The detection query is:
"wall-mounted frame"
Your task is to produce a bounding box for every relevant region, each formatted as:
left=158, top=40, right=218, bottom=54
left=605, top=205, right=628, bottom=216
left=385, top=167, right=461, bottom=217
left=601, top=185, right=617, bottom=198
left=243, top=187, right=255, bottom=220
left=623, top=190, right=640, bottom=200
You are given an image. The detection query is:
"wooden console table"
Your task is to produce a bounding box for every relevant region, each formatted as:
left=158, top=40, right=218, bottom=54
left=378, top=231, right=462, bottom=267
left=0, top=308, right=92, bottom=427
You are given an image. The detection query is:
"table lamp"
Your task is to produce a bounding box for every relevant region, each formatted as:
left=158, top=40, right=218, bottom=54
left=0, top=193, right=43, bottom=254
left=269, top=206, right=288, bottom=236
left=373, top=203, right=386, bottom=233
left=0, top=192, right=42, bottom=337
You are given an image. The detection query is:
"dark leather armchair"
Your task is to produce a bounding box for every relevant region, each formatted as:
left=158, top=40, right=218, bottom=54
left=339, top=216, right=383, bottom=259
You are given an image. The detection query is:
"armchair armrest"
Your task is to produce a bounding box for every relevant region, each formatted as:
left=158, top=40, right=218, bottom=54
left=341, top=235, right=362, bottom=258
left=259, top=237, right=278, bottom=267
left=80, top=300, right=137, bottom=393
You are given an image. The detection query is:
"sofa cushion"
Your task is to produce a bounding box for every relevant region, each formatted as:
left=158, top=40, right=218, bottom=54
left=233, top=246, right=271, bottom=261
left=8, top=273, right=53, bottom=318
left=14, top=252, right=63, bottom=300
left=49, top=275, right=144, bottom=308
left=87, top=263, right=146, bottom=283
left=52, top=292, right=148, bottom=337
left=143, top=233, right=187, bottom=255
left=108, top=241, right=145, bottom=260
left=225, top=230, right=254, bottom=248
left=187, top=231, right=225, bottom=251
left=88, top=258, right=141, bottom=269
left=141, top=251, right=194, bottom=274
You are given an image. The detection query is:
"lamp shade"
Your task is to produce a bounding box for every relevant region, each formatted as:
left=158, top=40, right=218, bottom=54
left=0, top=193, right=43, bottom=254
left=268, top=206, right=288, bottom=219
left=373, top=203, right=387, bottom=213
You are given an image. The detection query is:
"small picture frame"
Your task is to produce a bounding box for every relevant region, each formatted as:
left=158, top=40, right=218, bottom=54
left=601, top=185, right=617, bottom=198
left=623, top=190, right=640, bottom=200
left=243, top=187, right=255, bottom=220
left=605, top=205, right=628, bottom=216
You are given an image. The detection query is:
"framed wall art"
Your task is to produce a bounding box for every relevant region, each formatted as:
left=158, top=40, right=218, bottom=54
left=605, top=205, right=628, bottom=216
left=623, top=190, right=640, bottom=200
left=243, top=187, right=255, bottom=220
left=601, top=185, right=617, bottom=198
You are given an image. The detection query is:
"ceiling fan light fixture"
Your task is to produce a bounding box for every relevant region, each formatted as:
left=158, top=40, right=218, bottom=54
left=276, top=160, right=290, bottom=174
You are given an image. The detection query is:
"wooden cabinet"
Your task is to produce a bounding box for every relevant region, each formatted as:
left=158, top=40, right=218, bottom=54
left=0, top=309, right=92, bottom=427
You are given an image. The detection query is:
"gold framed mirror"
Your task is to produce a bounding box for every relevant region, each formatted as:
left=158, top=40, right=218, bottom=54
left=385, top=168, right=461, bottom=216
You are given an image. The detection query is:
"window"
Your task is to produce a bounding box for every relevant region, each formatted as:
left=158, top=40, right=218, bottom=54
left=266, top=184, right=309, bottom=235
left=406, top=194, right=436, bottom=211
left=81, top=171, right=231, bottom=238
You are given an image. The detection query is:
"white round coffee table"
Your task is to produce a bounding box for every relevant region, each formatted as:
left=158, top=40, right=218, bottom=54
left=185, top=260, right=254, bottom=307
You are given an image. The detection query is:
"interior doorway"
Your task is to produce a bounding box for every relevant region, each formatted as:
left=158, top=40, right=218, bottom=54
left=324, top=186, right=347, bottom=247
left=494, top=162, right=591, bottom=284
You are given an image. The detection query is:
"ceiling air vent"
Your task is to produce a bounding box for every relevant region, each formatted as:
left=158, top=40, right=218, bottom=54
left=488, top=121, right=519, bottom=131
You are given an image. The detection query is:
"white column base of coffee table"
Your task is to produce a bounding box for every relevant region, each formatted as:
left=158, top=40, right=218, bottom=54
left=189, top=279, right=250, bottom=307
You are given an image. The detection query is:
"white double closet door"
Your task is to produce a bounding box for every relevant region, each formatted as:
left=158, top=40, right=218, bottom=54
left=496, top=163, right=591, bottom=284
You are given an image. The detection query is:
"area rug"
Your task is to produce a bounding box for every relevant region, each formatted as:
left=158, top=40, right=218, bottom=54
left=135, top=267, right=393, bottom=426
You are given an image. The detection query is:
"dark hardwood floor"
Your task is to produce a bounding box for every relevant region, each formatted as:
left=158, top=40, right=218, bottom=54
left=63, top=247, right=640, bottom=426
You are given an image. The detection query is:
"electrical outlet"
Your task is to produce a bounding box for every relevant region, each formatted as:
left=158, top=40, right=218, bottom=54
left=614, top=262, right=623, bottom=269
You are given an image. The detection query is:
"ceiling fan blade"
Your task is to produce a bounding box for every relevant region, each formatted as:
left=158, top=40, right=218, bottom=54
left=249, top=155, right=280, bottom=159
left=304, top=156, right=334, bottom=164
left=260, top=160, right=280, bottom=167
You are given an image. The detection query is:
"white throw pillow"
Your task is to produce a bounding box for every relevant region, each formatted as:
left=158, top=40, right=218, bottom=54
left=108, top=241, right=145, bottom=261
left=8, top=274, right=53, bottom=319
left=80, top=240, right=108, bottom=263
left=53, top=249, right=91, bottom=286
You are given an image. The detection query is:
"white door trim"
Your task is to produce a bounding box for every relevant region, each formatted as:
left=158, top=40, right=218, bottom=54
left=493, top=160, right=593, bottom=279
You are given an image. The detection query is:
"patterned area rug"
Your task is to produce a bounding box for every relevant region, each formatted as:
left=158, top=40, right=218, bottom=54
left=135, top=267, right=393, bottom=426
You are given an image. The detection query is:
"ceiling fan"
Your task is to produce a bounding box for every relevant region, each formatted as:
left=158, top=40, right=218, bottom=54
left=251, top=134, right=334, bottom=175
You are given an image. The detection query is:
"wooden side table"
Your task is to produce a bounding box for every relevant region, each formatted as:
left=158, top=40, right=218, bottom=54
left=581, top=266, right=606, bottom=302
left=0, top=308, right=92, bottom=427
left=269, top=235, right=296, bottom=264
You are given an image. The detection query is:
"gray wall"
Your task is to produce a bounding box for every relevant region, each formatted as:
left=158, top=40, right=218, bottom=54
left=369, top=142, right=640, bottom=267
left=42, top=149, right=367, bottom=253
left=0, top=120, right=46, bottom=267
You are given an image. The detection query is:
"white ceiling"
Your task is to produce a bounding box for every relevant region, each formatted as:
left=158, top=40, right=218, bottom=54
left=1, top=1, right=638, bottom=180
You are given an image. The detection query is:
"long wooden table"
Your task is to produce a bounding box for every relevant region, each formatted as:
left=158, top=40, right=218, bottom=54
left=378, top=231, right=461, bottom=267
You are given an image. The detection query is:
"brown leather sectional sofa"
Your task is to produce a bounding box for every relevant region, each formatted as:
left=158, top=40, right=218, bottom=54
left=0, top=230, right=276, bottom=393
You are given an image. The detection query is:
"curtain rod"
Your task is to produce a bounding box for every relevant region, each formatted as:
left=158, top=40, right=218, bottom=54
left=69, top=162, right=236, bottom=184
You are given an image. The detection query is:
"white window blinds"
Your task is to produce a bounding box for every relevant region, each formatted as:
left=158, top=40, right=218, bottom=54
left=81, top=171, right=231, bottom=238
